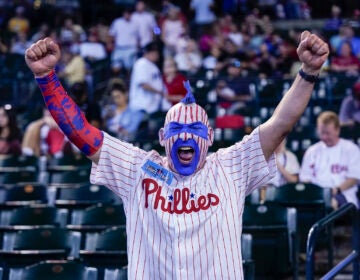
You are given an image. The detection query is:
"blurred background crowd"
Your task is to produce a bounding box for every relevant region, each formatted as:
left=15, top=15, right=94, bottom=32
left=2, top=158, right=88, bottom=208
left=0, top=0, right=360, bottom=160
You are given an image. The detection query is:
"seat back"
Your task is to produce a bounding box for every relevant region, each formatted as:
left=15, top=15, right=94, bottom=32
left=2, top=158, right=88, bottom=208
left=2, top=206, right=68, bottom=228
left=242, top=203, right=297, bottom=278
left=1, top=183, right=48, bottom=208
left=104, top=267, right=127, bottom=280
left=71, top=204, right=126, bottom=227
left=90, top=226, right=127, bottom=252
left=9, top=260, right=98, bottom=280
left=80, top=226, right=128, bottom=270
left=3, top=228, right=80, bottom=258
left=0, top=156, right=39, bottom=184
left=47, top=155, right=91, bottom=186
left=55, top=184, right=119, bottom=209
left=267, top=182, right=331, bottom=252
left=241, top=233, right=255, bottom=280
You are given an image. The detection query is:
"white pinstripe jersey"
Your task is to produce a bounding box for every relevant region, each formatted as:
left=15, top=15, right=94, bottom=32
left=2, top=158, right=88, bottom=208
left=90, top=127, right=276, bottom=280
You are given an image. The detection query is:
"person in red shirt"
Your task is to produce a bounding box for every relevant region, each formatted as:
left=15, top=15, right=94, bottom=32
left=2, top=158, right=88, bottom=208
left=162, top=57, right=187, bottom=105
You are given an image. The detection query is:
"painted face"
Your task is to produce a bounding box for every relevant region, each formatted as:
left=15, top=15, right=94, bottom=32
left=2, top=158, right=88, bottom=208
left=159, top=82, right=214, bottom=176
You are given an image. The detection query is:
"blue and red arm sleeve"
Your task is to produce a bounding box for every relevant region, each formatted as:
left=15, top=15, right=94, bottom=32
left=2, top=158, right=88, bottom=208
left=36, top=70, right=103, bottom=156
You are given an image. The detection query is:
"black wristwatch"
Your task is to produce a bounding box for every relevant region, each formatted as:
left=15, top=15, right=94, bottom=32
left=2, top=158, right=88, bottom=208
left=299, top=68, right=319, bottom=83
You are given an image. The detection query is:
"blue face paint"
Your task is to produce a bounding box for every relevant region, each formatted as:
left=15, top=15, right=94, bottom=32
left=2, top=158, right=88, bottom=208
left=164, top=121, right=208, bottom=140
left=171, top=138, right=200, bottom=176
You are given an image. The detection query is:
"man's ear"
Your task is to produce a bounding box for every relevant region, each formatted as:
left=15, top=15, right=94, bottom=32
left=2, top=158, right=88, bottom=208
left=208, top=127, right=214, bottom=146
left=159, top=128, right=165, bottom=146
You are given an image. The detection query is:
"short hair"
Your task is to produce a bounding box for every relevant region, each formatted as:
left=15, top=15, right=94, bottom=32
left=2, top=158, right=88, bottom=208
left=317, top=111, right=340, bottom=129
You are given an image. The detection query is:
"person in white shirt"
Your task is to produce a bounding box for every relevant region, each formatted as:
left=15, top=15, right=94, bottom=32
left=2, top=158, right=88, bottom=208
left=300, top=111, right=360, bottom=209
left=109, top=8, right=139, bottom=74
left=131, top=1, right=158, bottom=48
left=128, top=41, right=171, bottom=116
left=273, top=138, right=300, bottom=186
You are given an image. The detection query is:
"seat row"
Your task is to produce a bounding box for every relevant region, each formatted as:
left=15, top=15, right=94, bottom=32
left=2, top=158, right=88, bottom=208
left=0, top=226, right=254, bottom=280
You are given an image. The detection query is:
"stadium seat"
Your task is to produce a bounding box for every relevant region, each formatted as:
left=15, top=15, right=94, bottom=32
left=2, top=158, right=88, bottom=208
left=67, top=204, right=126, bottom=233
left=0, top=183, right=49, bottom=209
left=54, top=184, right=120, bottom=210
left=241, top=233, right=255, bottom=280
left=265, top=182, right=332, bottom=254
left=79, top=226, right=127, bottom=269
left=104, top=267, right=127, bottom=280
left=0, top=228, right=81, bottom=268
left=242, top=203, right=298, bottom=279
left=46, top=155, right=91, bottom=186
left=0, top=205, right=68, bottom=231
left=0, top=155, right=40, bottom=185
left=8, top=260, right=98, bottom=280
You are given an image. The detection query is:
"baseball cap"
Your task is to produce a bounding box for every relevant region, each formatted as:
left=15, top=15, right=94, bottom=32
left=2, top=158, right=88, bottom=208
left=142, top=41, right=159, bottom=53
left=228, top=59, right=241, bottom=68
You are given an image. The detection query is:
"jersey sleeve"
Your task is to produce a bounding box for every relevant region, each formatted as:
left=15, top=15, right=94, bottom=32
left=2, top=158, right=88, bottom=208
left=90, top=133, right=148, bottom=202
left=216, top=127, right=277, bottom=195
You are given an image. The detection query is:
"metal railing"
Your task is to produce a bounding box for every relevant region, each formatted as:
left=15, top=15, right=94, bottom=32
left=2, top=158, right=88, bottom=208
left=306, top=203, right=360, bottom=280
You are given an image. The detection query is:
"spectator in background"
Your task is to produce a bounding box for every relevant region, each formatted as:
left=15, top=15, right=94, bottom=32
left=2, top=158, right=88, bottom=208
left=22, top=108, right=79, bottom=158
left=128, top=42, right=170, bottom=120
left=299, top=111, right=360, bottom=209
left=174, top=38, right=202, bottom=75
left=58, top=16, right=86, bottom=45
left=249, top=42, right=277, bottom=78
left=273, top=138, right=300, bottom=186
left=9, top=31, right=31, bottom=55
left=132, top=0, right=158, bottom=48
left=216, top=59, right=254, bottom=115
left=339, top=81, right=360, bottom=126
left=30, top=22, right=51, bottom=43
left=339, top=24, right=360, bottom=58
left=330, top=40, right=360, bottom=77
left=7, top=6, right=29, bottom=35
left=79, top=28, right=107, bottom=62
left=160, top=4, right=187, bottom=57
left=162, top=57, right=187, bottom=106
left=58, top=45, right=86, bottom=88
left=198, top=22, right=223, bottom=55
left=109, top=8, right=139, bottom=76
left=323, top=5, right=343, bottom=32
left=0, top=105, right=22, bottom=156
left=273, top=40, right=298, bottom=79
left=68, top=81, right=103, bottom=129
left=102, top=82, right=143, bottom=142
left=190, top=0, right=216, bottom=38
left=202, top=44, right=227, bottom=77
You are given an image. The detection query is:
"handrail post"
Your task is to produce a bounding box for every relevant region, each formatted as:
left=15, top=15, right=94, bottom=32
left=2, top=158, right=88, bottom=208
left=305, top=203, right=358, bottom=280
left=306, top=225, right=319, bottom=280
left=352, top=209, right=360, bottom=279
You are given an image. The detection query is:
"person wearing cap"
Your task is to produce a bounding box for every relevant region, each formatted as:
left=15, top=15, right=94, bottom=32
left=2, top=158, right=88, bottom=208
left=339, top=81, right=360, bottom=126
left=128, top=41, right=171, bottom=120
left=215, top=58, right=253, bottom=115
left=25, top=31, right=328, bottom=279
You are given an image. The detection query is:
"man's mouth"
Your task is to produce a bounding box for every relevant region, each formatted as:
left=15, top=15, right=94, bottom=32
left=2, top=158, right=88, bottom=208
left=177, top=146, right=194, bottom=164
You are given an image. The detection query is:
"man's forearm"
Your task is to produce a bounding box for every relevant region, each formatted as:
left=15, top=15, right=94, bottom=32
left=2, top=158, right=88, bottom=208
left=36, top=70, right=103, bottom=156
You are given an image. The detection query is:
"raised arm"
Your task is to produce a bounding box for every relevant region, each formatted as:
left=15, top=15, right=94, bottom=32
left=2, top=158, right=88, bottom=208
left=260, top=31, right=329, bottom=161
left=24, top=38, right=103, bottom=163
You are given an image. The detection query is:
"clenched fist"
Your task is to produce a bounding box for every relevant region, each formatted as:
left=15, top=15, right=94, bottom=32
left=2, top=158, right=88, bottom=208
left=25, top=38, right=61, bottom=78
left=297, top=31, right=329, bottom=76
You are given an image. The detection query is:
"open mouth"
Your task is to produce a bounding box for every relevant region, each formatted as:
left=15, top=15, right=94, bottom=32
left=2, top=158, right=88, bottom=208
left=177, top=146, right=194, bottom=164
